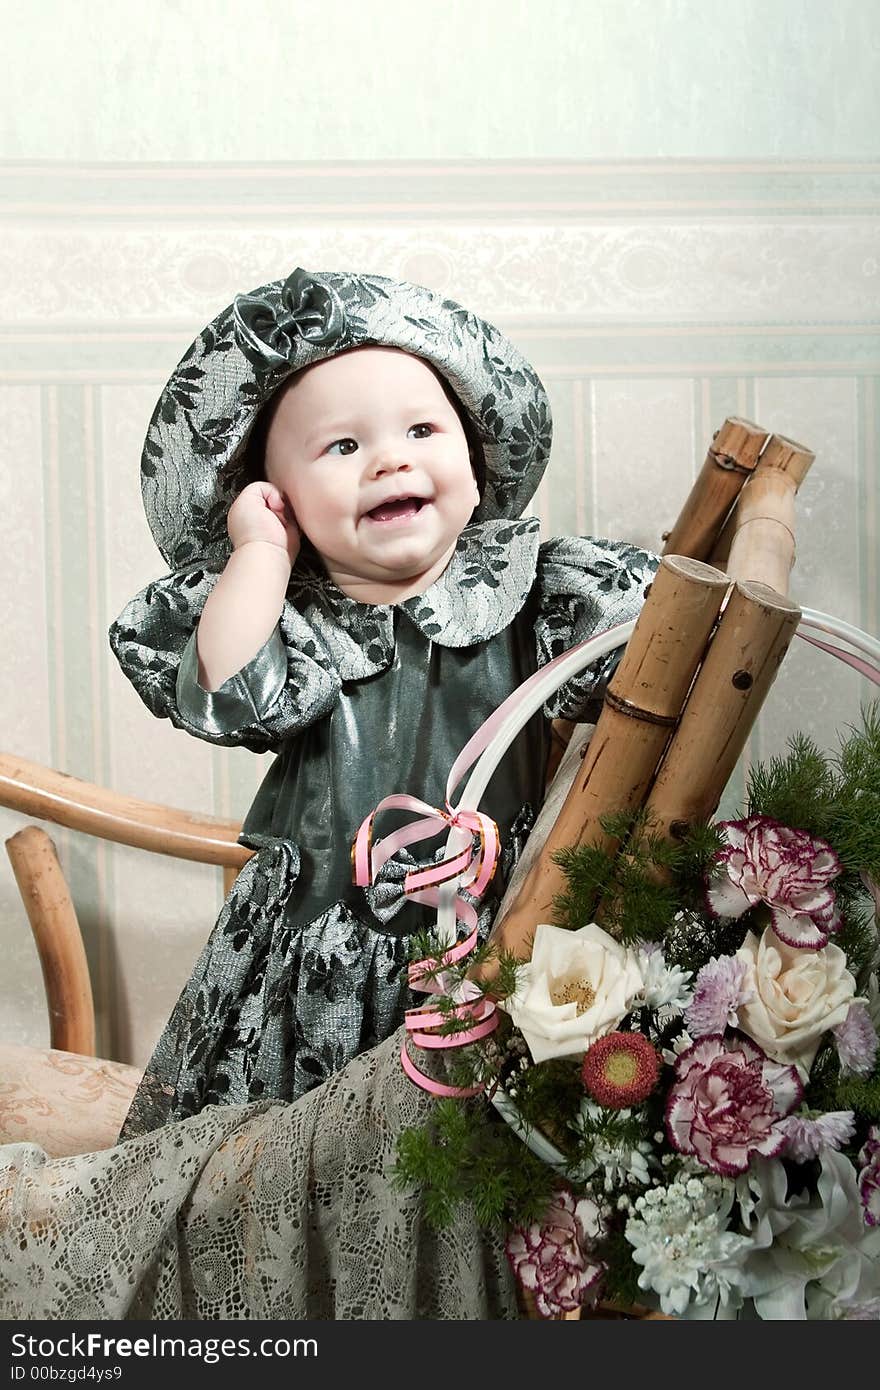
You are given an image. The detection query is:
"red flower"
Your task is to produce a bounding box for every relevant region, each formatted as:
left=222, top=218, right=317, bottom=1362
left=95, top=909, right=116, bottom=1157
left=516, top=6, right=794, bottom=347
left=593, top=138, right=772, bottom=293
left=581, top=1031, right=659, bottom=1108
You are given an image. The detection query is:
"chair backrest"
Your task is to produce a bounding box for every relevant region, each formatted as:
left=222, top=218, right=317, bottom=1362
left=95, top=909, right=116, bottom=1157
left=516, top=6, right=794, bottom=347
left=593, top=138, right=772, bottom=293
left=0, top=751, right=251, bottom=1054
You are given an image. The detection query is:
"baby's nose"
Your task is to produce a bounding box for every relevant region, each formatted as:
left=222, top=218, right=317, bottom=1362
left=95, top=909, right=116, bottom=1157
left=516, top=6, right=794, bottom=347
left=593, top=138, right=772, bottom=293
left=370, top=449, right=412, bottom=476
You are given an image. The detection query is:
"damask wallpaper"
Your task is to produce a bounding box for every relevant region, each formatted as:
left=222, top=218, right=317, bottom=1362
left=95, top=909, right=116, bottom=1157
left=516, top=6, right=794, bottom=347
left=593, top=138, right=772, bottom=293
left=2, top=160, right=876, bottom=1064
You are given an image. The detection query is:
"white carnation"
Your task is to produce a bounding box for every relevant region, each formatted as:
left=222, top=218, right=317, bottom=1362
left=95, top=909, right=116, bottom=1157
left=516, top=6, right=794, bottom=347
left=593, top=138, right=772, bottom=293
left=625, top=1175, right=750, bottom=1317
left=635, top=941, right=693, bottom=1013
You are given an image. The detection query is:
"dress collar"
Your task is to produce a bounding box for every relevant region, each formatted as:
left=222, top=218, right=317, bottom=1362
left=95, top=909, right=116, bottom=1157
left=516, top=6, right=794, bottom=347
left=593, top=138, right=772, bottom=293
left=287, top=517, right=541, bottom=681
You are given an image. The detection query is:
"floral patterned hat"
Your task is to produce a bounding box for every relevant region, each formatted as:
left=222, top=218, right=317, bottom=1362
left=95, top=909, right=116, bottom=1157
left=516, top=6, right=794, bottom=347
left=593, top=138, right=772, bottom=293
left=141, top=266, right=553, bottom=569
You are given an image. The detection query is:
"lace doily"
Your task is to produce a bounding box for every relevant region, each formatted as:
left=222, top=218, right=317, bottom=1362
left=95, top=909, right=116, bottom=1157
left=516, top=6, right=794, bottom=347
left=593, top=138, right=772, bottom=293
left=0, top=1029, right=517, bottom=1321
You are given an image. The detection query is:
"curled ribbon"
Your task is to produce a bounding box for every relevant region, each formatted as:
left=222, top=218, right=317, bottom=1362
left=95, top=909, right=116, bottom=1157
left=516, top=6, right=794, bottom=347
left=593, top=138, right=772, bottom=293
left=352, top=794, right=502, bottom=1097
left=233, top=267, right=346, bottom=369
left=352, top=796, right=500, bottom=931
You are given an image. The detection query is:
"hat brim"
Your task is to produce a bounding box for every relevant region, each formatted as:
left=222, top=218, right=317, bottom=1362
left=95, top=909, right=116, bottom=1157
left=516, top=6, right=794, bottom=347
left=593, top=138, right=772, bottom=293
left=141, top=268, right=552, bottom=569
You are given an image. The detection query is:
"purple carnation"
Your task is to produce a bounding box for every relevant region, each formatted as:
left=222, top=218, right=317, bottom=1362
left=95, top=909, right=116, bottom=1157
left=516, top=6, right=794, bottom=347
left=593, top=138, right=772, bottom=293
left=666, top=1034, right=802, bottom=1177
left=506, top=1190, right=604, bottom=1317
left=858, top=1127, right=880, bottom=1228
left=781, top=1110, right=856, bottom=1162
left=834, top=1003, right=879, bottom=1077
left=685, top=955, right=753, bottom=1037
left=706, top=815, right=842, bottom=949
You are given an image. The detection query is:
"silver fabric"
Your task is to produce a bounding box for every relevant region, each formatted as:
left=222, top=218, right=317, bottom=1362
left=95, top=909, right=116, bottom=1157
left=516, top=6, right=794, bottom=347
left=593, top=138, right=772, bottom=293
left=176, top=623, right=289, bottom=736
left=233, top=267, right=348, bottom=364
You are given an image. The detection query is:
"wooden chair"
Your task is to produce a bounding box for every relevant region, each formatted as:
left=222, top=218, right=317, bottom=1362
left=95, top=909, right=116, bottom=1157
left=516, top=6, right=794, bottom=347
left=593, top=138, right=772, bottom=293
left=0, top=754, right=253, bottom=1155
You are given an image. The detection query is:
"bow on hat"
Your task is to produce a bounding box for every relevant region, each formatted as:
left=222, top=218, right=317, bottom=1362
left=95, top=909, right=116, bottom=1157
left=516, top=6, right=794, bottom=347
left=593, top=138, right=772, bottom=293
left=232, top=267, right=346, bottom=369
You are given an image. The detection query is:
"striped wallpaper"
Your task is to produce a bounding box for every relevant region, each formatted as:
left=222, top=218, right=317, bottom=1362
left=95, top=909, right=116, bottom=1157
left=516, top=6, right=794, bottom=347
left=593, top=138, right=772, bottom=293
left=1, top=161, right=878, bottom=1064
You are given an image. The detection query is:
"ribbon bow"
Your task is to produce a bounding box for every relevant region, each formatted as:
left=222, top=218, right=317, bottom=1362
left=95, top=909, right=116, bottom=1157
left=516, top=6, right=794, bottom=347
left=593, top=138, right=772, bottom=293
left=362, top=843, right=484, bottom=926
left=352, top=797, right=499, bottom=932
left=232, top=268, right=346, bottom=369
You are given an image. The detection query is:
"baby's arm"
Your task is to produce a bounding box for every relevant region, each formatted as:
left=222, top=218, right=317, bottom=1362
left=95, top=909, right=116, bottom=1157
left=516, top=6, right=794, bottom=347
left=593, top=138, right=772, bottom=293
left=196, top=482, right=301, bottom=691
left=110, top=484, right=340, bottom=751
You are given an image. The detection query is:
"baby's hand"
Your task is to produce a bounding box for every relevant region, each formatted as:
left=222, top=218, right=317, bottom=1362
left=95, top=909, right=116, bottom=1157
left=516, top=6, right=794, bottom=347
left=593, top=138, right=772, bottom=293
left=228, top=481, right=301, bottom=566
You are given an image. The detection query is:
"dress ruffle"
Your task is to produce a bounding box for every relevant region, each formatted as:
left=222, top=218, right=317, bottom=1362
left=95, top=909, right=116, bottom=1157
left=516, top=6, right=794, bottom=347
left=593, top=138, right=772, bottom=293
left=534, top=534, right=658, bottom=720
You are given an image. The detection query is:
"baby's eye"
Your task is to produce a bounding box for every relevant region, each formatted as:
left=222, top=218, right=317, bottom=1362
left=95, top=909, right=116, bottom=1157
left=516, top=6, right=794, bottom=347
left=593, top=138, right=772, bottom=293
left=326, top=438, right=358, bottom=456
left=407, top=423, right=434, bottom=439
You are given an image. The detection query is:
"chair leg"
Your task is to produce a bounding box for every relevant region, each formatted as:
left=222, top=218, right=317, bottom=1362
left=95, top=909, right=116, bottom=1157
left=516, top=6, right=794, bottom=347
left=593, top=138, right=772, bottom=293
left=5, top=826, right=96, bottom=1057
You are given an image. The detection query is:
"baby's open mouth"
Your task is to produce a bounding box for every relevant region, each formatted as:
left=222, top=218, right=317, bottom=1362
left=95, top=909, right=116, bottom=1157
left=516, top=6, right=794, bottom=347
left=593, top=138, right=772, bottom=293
left=364, top=497, right=428, bottom=523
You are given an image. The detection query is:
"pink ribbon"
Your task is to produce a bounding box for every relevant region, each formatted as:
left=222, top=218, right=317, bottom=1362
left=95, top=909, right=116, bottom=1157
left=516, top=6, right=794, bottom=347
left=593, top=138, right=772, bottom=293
left=400, top=984, right=500, bottom=1098
left=796, top=632, right=880, bottom=686
left=352, top=797, right=501, bottom=931
left=351, top=795, right=503, bottom=1096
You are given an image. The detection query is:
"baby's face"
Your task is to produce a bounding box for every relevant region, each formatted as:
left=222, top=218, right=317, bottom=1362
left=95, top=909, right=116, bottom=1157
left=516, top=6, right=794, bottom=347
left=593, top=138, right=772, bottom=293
left=264, top=346, right=480, bottom=603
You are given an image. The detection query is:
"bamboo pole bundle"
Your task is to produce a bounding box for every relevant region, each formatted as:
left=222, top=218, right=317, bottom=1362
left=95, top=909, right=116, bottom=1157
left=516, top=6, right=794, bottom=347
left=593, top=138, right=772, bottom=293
left=483, top=555, right=730, bottom=970
left=544, top=419, right=773, bottom=790
left=661, top=417, right=768, bottom=561
left=610, top=437, right=811, bottom=876
left=485, top=417, right=815, bottom=973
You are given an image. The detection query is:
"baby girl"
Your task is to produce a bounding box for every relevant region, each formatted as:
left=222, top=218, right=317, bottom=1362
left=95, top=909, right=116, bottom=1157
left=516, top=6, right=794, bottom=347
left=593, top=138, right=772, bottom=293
left=109, top=266, right=657, bottom=1137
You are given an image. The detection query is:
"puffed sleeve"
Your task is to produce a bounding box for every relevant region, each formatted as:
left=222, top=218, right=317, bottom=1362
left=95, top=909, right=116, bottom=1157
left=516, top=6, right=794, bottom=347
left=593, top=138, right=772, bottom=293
left=534, top=535, right=659, bottom=722
left=108, top=562, right=341, bottom=753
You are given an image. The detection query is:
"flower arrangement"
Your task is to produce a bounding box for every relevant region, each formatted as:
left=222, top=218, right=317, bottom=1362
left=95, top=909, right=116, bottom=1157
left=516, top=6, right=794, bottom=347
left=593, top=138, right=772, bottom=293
left=394, top=711, right=880, bottom=1320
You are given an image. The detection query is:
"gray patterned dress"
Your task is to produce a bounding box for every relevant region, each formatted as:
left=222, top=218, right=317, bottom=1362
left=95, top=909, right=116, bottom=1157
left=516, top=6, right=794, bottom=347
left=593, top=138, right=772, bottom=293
left=110, top=517, right=657, bottom=1138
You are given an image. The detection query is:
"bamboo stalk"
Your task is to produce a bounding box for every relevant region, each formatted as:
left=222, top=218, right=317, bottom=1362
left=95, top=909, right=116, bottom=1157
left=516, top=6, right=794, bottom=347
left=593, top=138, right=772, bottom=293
left=661, top=417, right=768, bottom=560
left=722, top=433, right=815, bottom=593
left=637, top=580, right=801, bottom=842
left=707, top=504, right=737, bottom=573
left=482, top=556, right=730, bottom=971
left=539, top=419, right=790, bottom=802
left=6, top=827, right=96, bottom=1056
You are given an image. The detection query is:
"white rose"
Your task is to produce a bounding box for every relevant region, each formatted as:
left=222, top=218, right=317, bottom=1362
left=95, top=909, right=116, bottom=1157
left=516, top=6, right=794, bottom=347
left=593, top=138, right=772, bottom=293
left=735, top=927, right=861, bottom=1075
left=504, top=922, right=644, bottom=1064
